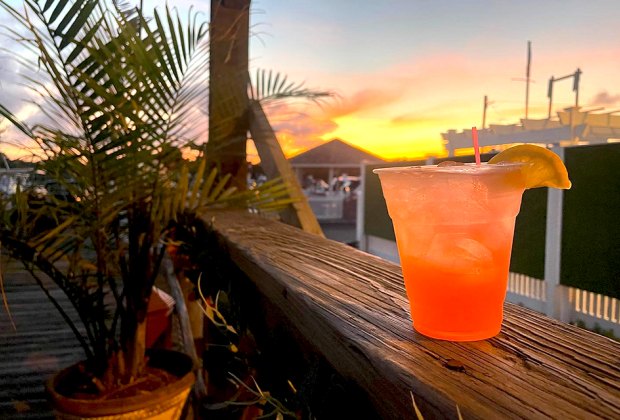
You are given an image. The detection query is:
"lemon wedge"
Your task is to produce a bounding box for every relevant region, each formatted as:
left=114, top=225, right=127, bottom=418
left=489, top=144, right=571, bottom=189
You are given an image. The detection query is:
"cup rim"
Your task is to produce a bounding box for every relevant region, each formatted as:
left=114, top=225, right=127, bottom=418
left=372, top=162, right=526, bottom=175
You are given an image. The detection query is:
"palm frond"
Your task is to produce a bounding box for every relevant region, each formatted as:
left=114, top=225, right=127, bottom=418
left=249, top=68, right=333, bottom=104
left=0, top=0, right=212, bottom=360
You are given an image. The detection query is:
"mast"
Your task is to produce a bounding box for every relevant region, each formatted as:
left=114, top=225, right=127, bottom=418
left=525, top=40, right=531, bottom=120
left=512, top=41, right=533, bottom=120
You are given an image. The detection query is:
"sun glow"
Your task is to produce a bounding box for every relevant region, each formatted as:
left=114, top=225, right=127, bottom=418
left=320, top=115, right=447, bottom=160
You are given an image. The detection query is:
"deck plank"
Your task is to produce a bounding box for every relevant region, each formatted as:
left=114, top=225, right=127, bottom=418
left=0, top=260, right=83, bottom=419
left=208, top=210, right=620, bottom=419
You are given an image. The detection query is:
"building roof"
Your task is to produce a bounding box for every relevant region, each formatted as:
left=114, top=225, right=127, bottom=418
left=289, top=139, right=384, bottom=166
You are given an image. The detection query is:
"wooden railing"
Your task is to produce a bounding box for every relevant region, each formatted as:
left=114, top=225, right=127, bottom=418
left=207, top=210, right=620, bottom=419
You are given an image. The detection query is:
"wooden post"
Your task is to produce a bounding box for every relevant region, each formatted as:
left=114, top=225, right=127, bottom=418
left=207, top=0, right=251, bottom=189
left=249, top=101, right=324, bottom=236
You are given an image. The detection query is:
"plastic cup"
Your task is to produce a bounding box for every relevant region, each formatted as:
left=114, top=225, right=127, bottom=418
left=374, top=163, right=525, bottom=341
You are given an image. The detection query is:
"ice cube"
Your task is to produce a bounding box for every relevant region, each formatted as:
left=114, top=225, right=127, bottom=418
left=424, top=234, right=493, bottom=273
left=455, top=238, right=493, bottom=262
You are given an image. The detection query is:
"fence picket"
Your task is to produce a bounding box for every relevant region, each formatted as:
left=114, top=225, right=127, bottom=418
left=505, top=274, right=618, bottom=337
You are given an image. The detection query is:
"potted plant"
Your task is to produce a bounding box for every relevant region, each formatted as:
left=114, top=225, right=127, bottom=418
left=0, top=0, right=293, bottom=417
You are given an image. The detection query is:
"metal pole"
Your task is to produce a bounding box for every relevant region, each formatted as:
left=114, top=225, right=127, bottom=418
left=526, top=41, right=531, bottom=120
left=548, top=76, right=554, bottom=119
left=482, top=95, right=488, bottom=129
left=574, top=68, right=581, bottom=108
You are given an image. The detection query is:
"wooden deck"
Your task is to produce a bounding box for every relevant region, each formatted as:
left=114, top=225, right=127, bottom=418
left=0, top=259, right=83, bottom=419
left=3, top=210, right=620, bottom=419
left=207, top=210, right=620, bottom=419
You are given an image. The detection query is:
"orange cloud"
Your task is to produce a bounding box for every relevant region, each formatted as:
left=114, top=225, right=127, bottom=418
left=261, top=102, right=338, bottom=158
left=390, top=102, right=474, bottom=126
left=325, top=88, right=403, bottom=119
left=257, top=44, right=620, bottom=162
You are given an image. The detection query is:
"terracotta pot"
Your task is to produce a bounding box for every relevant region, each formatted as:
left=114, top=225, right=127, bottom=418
left=46, top=349, right=195, bottom=419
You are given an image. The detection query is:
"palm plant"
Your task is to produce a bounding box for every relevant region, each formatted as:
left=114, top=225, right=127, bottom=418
left=0, top=0, right=297, bottom=394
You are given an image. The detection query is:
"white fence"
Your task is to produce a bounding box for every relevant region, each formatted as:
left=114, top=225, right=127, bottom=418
left=507, top=272, right=620, bottom=338
left=506, top=273, right=546, bottom=313
left=307, top=194, right=344, bottom=220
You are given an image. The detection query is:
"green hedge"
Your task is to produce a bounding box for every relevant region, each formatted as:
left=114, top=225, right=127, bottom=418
left=561, top=144, right=620, bottom=298
left=509, top=188, right=546, bottom=279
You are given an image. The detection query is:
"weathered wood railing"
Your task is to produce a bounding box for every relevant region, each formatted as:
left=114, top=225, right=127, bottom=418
left=207, top=210, right=620, bottom=419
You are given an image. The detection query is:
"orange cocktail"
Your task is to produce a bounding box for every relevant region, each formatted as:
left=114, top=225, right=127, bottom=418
left=374, top=163, right=525, bottom=341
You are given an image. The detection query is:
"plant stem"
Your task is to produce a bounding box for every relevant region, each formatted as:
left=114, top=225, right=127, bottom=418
left=126, top=319, right=146, bottom=381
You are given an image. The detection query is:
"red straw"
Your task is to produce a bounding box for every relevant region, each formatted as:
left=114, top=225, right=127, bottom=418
left=472, top=126, right=481, bottom=166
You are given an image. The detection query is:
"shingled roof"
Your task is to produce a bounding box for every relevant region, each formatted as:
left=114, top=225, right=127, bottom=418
left=289, top=139, right=384, bottom=166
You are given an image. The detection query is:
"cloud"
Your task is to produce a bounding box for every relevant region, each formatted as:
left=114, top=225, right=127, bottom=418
left=0, top=53, right=48, bottom=158
left=0, top=54, right=33, bottom=113
left=262, top=102, right=338, bottom=157
left=590, top=91, right=620, bottom=107
left=390, top=103, right=472, bottom=126
left=254, top=41, right=620, bottom=161
left=325, top=88, right=403, bottom=119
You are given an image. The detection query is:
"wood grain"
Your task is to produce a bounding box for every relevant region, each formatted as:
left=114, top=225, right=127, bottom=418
left=207, top=210, right=620, bottom=420
left=0, top=259, right=83, bottom=419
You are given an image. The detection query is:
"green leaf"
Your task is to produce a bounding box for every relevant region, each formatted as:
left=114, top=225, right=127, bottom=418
left=175, top=164, right=190, bottom=214
left=59, top=0, right=99, bottom=51
left=208, top=174, right=232, bottom=202
left=153, top=10, right=180, bottom=82
left=29, top=216, right=77, bottom=249
left=48, top=0, right=69, bottom=24
left=0, top=104, right=33, bottom=137
left=53, top=0, right=82, bottom=33
left=188, top=158, right=207, bottom=210
left=42, top=0, right=56, bottom=13
left=166, top=5, right=184, bottom=70
left=176, top=13, right=187, bottom=64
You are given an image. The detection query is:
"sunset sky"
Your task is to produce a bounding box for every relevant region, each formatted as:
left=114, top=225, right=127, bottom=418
left=248, top=0, right=620, bottom=161
left=1, top=0, right=620, bottom=161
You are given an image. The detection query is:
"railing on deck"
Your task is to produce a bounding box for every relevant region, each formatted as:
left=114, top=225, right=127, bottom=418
left=207, top=210, right=620, bottom=419
left=570, top=286, right=620, bottom=322
left=507, top=273, right=546, bottom=313
left=507, top=272, right=620, bottom=337
left=307, top=194, right=344, bottom=220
